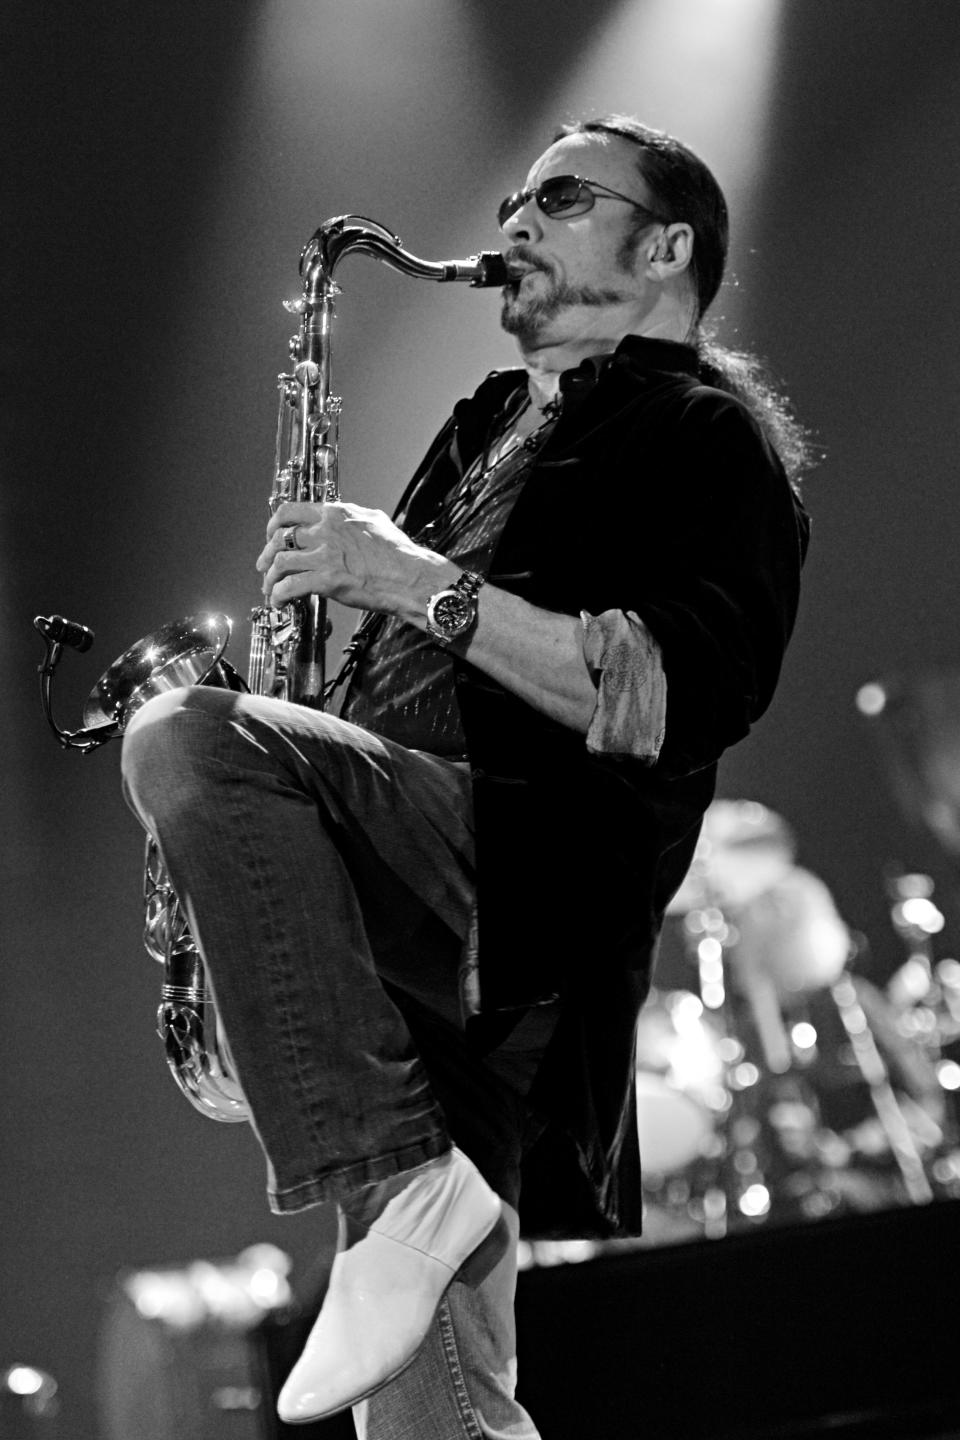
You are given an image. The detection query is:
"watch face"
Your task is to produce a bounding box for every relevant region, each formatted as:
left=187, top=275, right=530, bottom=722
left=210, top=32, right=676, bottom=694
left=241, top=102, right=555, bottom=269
left=431, top=591, right=473, bottom=636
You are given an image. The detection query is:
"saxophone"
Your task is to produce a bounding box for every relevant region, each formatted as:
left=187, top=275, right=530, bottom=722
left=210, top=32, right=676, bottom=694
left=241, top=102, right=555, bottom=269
left=35, top=216, right=506, bottom=1123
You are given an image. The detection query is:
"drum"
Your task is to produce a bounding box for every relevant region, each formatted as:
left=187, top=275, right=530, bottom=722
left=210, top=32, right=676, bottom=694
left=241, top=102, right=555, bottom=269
left=667, top=799, right=796, bottom=916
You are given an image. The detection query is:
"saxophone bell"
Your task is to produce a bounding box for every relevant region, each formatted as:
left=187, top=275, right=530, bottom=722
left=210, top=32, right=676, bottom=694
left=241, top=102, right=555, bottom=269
left=35, top=611, right=238, bottom=754
left=82, top=613, right=238, bottom=732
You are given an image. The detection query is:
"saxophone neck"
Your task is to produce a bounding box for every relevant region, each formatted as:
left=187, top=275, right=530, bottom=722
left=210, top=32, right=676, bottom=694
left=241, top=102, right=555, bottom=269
left=301, top=214, right=507, bottom=292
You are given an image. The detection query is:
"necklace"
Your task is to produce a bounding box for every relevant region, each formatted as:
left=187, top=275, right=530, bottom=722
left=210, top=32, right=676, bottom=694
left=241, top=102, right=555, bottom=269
left=476, top=392, right=560, bottom=482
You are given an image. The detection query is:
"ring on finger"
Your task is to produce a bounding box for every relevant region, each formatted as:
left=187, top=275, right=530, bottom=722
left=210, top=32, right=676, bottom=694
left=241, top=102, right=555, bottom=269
left=282, top=525, right=299, bottom=550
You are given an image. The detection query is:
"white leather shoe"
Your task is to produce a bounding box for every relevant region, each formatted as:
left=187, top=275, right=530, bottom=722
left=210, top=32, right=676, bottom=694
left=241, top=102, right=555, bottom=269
left=277, top=1147, right=506, bottom=1424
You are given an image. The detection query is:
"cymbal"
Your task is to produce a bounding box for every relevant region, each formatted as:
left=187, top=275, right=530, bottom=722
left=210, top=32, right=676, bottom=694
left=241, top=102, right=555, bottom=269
left=729, top=866, right=851, bottom=999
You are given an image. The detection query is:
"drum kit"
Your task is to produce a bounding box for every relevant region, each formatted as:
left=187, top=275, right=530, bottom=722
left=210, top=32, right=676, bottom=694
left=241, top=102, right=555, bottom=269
left=634, top=799, right=960, bottom=1245
left=521, top=664, right=960, bottom=1269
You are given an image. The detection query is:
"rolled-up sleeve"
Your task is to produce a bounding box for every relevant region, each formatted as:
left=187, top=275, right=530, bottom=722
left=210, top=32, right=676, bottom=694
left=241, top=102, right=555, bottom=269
left=581, top=608, right=667, bottom=762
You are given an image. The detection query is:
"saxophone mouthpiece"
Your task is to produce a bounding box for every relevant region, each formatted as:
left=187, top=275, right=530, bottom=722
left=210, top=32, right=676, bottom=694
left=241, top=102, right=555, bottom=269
left=473, top=251, right=508, bottom=288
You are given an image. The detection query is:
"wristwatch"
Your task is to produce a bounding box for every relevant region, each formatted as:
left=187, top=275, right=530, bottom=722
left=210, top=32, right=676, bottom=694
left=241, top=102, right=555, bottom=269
left=425, top=569, right=485, bottom=646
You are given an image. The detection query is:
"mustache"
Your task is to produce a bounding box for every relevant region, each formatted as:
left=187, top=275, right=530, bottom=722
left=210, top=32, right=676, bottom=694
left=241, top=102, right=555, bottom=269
left=503, top=245, right=553, bottom=279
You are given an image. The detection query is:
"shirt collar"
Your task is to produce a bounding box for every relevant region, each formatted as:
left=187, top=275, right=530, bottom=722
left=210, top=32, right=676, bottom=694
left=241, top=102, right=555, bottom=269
left=558, top=335, right=699, bottom=403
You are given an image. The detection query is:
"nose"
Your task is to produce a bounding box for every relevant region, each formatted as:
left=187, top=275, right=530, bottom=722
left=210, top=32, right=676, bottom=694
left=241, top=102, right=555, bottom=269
left=500, top=195, right=543, bottom=243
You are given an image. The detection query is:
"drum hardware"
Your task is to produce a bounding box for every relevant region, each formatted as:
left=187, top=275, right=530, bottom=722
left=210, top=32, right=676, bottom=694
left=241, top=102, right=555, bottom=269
left=830, top=973, right=933, bottom=1205
left=886, top=871, right=959, bottom=1037
left=640, top=799, right=952, bottom=1245
left=858, top=673, right=960, bottom=1188
left=886, top=870, right=948, bottom=1013
left=655, top=805, right=851, bottom=1203
left=638, top=887, right=792, bottom=1241
left=633, top=987, right=729, bottom=1178
left=882, top=870, right=960, bottom=1194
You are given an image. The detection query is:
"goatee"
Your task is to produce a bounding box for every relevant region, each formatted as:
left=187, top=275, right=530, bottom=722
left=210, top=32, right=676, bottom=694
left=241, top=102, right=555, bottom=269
left=501, top=274, right=636, bottom=347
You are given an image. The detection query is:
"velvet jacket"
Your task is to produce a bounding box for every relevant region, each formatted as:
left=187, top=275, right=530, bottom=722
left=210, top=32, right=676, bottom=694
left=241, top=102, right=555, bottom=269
left=395, top=335, right=810, bottom=1236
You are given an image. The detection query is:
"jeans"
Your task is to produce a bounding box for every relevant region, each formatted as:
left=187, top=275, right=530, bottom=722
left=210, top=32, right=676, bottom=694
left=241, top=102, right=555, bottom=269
left=121, top=685, right=546, bottom=1439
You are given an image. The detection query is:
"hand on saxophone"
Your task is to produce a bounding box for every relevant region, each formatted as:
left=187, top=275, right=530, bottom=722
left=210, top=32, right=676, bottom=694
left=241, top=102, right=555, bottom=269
left=258, top=501, right=459, bottom=622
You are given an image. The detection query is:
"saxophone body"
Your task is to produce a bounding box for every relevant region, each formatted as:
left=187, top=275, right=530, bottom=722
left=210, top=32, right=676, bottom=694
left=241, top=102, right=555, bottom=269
left=35, top=217, right=506, bottom=1123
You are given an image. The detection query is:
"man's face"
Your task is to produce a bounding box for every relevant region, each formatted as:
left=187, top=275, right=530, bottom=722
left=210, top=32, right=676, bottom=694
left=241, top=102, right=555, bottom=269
left=499, top=133, right=662, bottom=348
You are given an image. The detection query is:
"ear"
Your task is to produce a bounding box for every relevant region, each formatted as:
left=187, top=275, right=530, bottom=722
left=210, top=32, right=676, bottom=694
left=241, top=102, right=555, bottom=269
left=647, top=222, right=694, bottom=276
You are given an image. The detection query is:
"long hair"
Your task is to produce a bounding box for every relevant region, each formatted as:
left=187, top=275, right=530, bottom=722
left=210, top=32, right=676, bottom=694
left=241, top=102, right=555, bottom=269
left=557, top=116, right=816, bottom=487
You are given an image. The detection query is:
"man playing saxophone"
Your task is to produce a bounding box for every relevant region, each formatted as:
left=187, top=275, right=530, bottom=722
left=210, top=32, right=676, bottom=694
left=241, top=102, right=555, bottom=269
left=122, top=117, right=810, bottom=1436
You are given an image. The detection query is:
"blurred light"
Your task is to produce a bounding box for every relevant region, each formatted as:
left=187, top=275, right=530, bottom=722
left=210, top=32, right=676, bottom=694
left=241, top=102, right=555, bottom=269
left=703, top=1187, right=726, bottom=1222
left=1, top=1364, right=59, bottom=1421
left=833, top=976, right=857, bottom=1007
left=212, top=1387, right=260, bottom=1412
left=738, top=1183, right=771, bottom=1218
left=891, top=957, right=934, bottom=1002
left=894, top=873, right=934, bottom=898
left=706, top=1084, right=732, bottom=1113
left=672, top=992, right=704, bottom=1024
left=698, top=937, right=723, bottom=964
left=702, top=981, right=725, bottom=1010
left=898, top=897, right=945, bottom=934
left=732, top=1062, right=760, bottom=1088
left=127, top=1270, right=204, bottom=1329
left=521, top=1239, right=599, bottom=1268
left=856, top=682, right=887, bottom=717
left=909, top=1007, right=938, bottom=1035
left=731, top=1115, right=761, bottom=1146
left=932, top=1154, right=960, bottom=1184
left=937, top=1060, right=960, bottom=1092
left=662, top=1001, right=725, bottom=1090
left=844, top=1005, right=868, bottom=1035
left=124, top=1247, right=293, bottom=1332
left=516, top=1239, right=535, bottom=1270
left=802, top=1190, right=836, bottom=1219
left=248, top=1266, right=284, bottom=1306
left=4, top=1366, right=46, bottom=1397
left=937, top=958, right=960, bottom=987
left=791, top=1022, right=818, bottom=1050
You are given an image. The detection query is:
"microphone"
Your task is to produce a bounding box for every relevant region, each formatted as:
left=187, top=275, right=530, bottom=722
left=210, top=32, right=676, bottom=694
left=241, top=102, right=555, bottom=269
left=34, top=614, right=95, bottom=653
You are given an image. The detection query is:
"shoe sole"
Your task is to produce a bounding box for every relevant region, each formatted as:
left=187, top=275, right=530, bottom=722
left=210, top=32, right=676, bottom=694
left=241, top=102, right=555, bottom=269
left=455, top=1204, right=511, bottom=1287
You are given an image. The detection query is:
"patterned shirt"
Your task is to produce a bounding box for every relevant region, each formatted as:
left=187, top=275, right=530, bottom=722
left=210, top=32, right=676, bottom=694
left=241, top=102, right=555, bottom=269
left=340, top=403, right=558, bottom=755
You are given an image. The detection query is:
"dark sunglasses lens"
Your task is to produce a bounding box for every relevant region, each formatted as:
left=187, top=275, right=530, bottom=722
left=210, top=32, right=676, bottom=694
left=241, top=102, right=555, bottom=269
left=538, top=177, right=591, bottom=216
left=497, top=191, right=524, bottom=227
left=497, top=177, right=595, bottom=227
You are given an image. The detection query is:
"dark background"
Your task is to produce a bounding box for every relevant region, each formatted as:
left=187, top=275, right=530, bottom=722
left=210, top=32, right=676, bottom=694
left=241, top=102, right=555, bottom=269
left=4, top=1, right=960, bottom=1434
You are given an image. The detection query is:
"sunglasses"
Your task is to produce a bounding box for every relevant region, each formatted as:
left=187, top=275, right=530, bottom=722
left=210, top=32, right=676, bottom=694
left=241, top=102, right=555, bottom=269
left=497, top=174, right=660, bottom=230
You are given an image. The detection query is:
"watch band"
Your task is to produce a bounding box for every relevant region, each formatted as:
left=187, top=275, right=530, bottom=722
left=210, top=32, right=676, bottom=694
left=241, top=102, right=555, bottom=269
left=451, top=569, right=484, bottom=605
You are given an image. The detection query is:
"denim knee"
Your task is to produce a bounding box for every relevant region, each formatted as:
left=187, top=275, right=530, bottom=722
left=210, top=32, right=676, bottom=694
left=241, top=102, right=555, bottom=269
left=120, top=685, right=234, bottom=823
